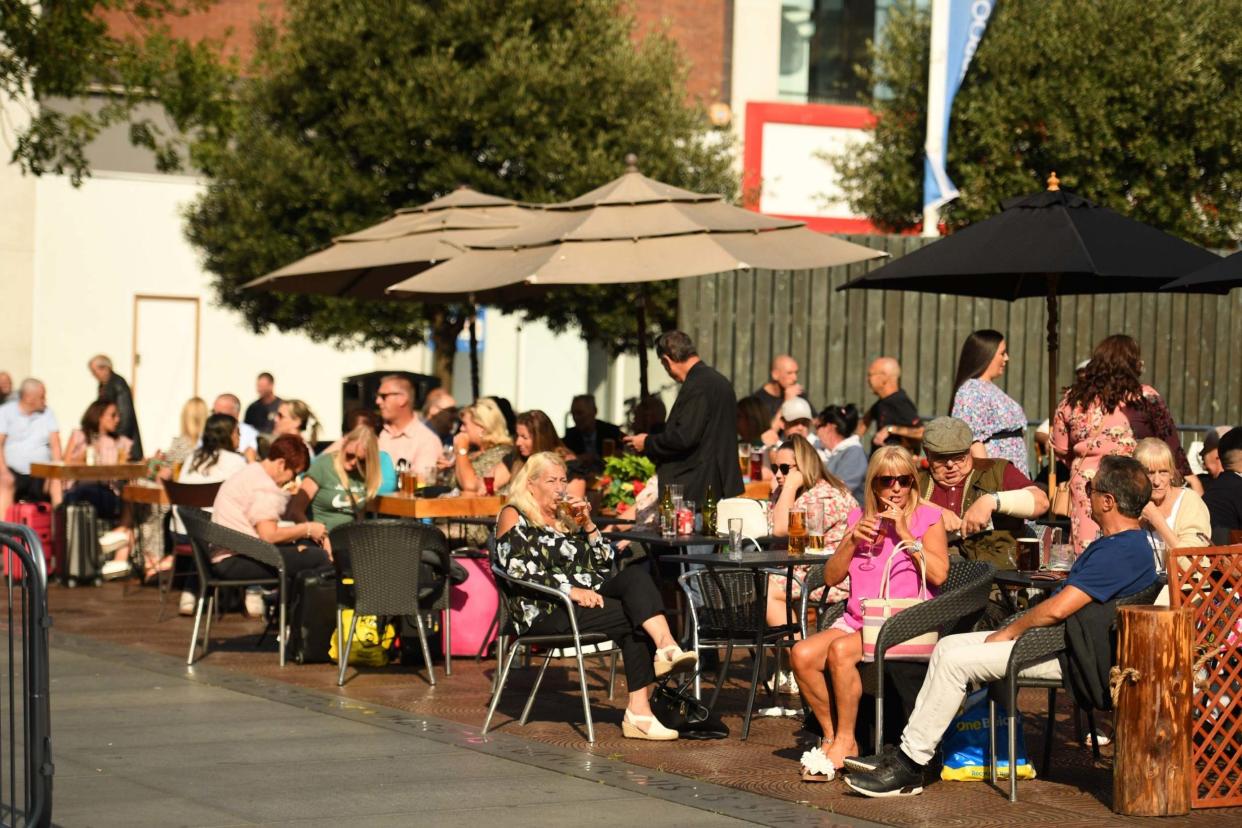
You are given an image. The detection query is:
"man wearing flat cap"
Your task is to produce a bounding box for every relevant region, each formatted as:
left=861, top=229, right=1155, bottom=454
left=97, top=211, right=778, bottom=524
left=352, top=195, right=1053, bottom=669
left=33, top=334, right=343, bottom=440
left=917, top=417, right=1049, bottom=568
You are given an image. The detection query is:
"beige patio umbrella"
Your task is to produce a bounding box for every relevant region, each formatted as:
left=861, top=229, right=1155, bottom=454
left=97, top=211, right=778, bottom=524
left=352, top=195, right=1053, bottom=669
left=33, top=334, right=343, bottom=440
left=388, top=157, right=887, bottom=395
left=245, top=186, right=538, bottom=396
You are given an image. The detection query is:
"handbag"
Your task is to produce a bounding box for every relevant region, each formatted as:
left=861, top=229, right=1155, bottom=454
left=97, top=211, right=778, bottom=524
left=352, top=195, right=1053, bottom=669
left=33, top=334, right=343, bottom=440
left=330, top=608, right=397, bottom=667
left=860, top=541, right=937, bottom=662
left=1050, top=481, right=1071, bottom=518
left=649, top=676, right=729, bottom=740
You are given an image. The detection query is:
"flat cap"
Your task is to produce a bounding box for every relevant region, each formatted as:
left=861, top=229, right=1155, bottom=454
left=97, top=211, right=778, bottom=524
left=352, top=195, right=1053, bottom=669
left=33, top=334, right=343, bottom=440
left=922, top=417, right=973, bottom=455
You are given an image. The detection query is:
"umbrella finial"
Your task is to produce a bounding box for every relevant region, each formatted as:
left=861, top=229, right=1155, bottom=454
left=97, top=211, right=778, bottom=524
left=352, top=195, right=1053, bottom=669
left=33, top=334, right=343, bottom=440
left=1047, top=171, right=1060, bottom=191
left=625, top=153, right=639, bottom=173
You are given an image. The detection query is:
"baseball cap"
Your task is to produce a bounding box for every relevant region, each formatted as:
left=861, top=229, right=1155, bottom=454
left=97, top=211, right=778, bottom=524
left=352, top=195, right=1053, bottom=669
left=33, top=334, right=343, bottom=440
left=780, top=398, right=814, bottom=423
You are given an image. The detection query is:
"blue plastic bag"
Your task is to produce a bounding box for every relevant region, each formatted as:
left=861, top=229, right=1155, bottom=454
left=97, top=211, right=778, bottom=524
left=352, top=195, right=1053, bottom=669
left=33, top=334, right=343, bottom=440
left=940, top=689, right=1036, bottom=781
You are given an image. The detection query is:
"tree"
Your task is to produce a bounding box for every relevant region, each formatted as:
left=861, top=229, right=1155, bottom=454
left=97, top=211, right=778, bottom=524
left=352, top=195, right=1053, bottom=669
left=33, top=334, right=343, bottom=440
left=835, top=0, right=1242, bottom=246
left=3, top=1, right=235, bottom=185
left=184, top=0, right=737, bottom=387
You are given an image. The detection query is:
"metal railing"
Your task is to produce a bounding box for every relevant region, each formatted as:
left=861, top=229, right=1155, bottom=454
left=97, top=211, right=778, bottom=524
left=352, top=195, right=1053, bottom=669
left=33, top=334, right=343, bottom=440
left=0, top=523, right=52, bottom=828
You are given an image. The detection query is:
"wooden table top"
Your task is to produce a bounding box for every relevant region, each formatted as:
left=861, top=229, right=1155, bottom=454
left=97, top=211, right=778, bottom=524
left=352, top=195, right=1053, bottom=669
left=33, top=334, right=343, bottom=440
left=30, top=461, right=148, bottom=481
left=743, top=480, right=771, bottom=499
left=122, top=483, right=168, bottom=505
left=371, top=493, right=504, bottom=519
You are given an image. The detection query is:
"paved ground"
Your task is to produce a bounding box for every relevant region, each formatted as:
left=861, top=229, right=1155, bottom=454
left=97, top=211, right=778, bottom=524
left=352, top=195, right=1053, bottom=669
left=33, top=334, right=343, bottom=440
left=48, top=637, right=876, bottom=827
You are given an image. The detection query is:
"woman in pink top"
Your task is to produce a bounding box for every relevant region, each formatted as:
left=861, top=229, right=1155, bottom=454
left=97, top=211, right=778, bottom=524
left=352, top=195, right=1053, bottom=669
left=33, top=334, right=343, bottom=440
left=791, top=446, right=949, bottom=772
left=63, top=400, right=135, bottom=580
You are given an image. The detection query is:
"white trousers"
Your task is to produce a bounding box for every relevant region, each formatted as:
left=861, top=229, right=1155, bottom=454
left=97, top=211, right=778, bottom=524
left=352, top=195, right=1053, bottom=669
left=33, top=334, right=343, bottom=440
left=900, top=630, right=1062, bottom=765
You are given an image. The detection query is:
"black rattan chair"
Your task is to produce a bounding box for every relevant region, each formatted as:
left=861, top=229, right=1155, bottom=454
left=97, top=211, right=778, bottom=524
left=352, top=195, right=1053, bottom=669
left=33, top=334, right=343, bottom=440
left=157, top=481, right=222, bottom=621
left=328, top=519, right=453, bottom=687
left=178, top=506, right=287, bottom=666
left=986, top=579, right=1163, bottom=802
left=678, top=567, right=801, bottom=740
left=861, top=557, right=996, bottom=752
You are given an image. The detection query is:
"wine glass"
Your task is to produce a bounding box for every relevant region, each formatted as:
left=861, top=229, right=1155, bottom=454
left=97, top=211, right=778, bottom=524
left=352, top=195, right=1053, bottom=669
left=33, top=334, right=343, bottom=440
left=857, top=515, right=886, bottom=571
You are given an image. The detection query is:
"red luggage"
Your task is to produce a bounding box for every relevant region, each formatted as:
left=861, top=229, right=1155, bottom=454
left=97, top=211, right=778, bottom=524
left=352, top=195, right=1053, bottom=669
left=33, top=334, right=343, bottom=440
left=443, top=557, right=498, bottom=656
left=4, top=501, right=55, bottom=580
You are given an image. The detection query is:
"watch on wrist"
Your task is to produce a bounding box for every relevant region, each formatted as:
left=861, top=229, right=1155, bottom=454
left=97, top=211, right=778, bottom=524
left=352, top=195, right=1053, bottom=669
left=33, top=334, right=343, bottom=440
left=990, top=491, right=1002, bottom=511
left=456, top=447, right=469, bottom=456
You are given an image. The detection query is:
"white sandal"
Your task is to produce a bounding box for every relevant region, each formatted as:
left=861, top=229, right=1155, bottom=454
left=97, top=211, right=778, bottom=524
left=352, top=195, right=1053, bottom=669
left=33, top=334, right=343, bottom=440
left=622, top=710, right=679, bottom=741
left=653, top=645, right=698, bottom=678
left=800, top=746, right=837, bottom=782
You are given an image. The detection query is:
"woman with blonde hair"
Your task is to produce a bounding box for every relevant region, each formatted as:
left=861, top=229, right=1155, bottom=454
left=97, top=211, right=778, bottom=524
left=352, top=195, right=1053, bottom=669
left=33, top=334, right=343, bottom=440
left=293, top=424, right=383, bottom=532
left=1133, top=437, right=1211, bottom=567
left=790, top=445, right=949, bottom=774
left=496, top=452, right=697, bottom=740
left=442, top=397, right=512, bottom=494
left=274, top=398, right=321, bottom=457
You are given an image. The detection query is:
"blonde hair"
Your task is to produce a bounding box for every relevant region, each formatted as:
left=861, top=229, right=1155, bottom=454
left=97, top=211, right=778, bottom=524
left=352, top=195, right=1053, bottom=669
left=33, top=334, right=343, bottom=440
left=333, top=425, right=382, bottom=500
left=466, top=398, right=512, bottom=448
left=180, top=397, right=208, bottom=442
left=862, top=445, right=922, bottom=519
left=778, top=435, right=849, bottom=497
left=1133, top=437, right=1184, bottom=487
left=282, top=399, right=321, bottom=444
left=504, top=451, right=568, bottom=531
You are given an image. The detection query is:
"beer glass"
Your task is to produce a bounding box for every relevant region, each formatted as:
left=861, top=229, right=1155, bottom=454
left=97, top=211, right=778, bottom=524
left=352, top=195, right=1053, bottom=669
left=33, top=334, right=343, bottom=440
left=728, top=518, right=744, bottom=560
left=805, top=500, right=826, bottom=552
left=788, top=507, right=808, bottom=555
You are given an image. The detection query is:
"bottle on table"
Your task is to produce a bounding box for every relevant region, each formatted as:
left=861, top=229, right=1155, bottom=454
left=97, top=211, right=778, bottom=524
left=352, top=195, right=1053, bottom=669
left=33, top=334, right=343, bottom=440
left=658, top=485, right=675, bottom=539
left=702, top=484, right=717, bottom=536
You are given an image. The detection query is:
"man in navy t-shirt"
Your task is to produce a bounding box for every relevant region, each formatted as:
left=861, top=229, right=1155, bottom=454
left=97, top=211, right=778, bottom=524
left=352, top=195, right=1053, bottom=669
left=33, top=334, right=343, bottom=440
left=843, top=455, right=1156, bottom=797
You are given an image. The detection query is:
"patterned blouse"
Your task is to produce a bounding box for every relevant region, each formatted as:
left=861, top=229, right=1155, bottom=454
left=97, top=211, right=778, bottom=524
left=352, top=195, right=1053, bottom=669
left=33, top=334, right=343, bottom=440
left=441, top=444, right=511, bottom=491
left=771, top=479, right=859, bottom=600
left=952, top=378, right=1030, bottom=476
left=495, top=511, right=615, bottom=634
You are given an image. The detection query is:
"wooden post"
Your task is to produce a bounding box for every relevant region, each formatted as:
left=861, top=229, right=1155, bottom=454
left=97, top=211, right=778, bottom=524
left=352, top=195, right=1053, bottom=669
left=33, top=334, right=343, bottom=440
left=1113, top=605, right=1193, bottom=816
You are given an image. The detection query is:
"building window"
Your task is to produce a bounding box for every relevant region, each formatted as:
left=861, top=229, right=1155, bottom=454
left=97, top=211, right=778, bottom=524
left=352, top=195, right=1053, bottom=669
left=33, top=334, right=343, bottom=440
left=779, top=0, right=926, bottom=105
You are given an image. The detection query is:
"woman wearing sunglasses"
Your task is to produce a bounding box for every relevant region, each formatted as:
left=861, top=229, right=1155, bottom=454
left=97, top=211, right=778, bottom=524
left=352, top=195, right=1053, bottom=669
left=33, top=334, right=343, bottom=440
left=791, top=445, right=949, bottom=775
left=292, top=424, right=384, bottom=532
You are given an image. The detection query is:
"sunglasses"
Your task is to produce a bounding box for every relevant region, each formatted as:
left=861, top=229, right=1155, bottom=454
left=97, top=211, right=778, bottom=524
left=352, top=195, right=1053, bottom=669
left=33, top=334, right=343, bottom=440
left=770, top=463, right=796, bottom=475
left=344, top=452, right=365, bottom=465
left=875, top=474, right=915, bottom=488
left=1085, top=480, right=1109, bottom=498
left=376, top=391, right=406, bottom=400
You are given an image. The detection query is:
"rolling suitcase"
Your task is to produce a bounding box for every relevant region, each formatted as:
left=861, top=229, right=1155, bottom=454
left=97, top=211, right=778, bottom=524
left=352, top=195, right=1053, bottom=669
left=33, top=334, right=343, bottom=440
left=55, top=502, right=104, bottom=587
left=443, top=556, right=498, bottom=656
left=3, top=502, right=55, bottom=580
left=288, top=569, right=337, bottom=664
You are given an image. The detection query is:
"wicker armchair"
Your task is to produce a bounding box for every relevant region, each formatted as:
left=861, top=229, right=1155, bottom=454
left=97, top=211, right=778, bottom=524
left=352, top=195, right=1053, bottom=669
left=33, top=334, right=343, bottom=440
left=678, top=567, right=801, bottom=740
left=157, top=481, right=222, bottom=621
left=861, top=557, right=996, bottom=752
left=327, top=520, right=452, bottom=687
left=178, top=506, right=287, bottom=666
left=986, top=578, right=1164, bottom=802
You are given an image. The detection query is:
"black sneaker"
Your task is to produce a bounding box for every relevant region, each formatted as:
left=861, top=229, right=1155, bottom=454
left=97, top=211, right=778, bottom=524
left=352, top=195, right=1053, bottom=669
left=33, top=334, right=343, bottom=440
left=843, top=752, right=925, bottom=798
left=843, top=744, right=897, bottom=773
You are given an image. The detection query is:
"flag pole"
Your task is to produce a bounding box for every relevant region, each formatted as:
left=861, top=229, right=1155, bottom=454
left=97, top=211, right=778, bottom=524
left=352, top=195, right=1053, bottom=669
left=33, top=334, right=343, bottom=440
left=922, top=0, right=951, bottom=238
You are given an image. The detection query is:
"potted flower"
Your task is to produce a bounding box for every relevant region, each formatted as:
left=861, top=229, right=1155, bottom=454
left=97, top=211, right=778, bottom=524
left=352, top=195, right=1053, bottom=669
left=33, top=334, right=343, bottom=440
left=598, top=454, right=656, bottom=512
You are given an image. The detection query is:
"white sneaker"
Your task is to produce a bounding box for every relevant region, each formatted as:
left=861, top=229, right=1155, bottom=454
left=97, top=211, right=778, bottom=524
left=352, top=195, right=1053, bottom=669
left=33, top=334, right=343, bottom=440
left=101, top=560, right=132, bottom=581
left=179, top=591, right=197, bottom=616
left=99, top=529, right=129, bottom=553
left=243, top=588, right=266, bottom=619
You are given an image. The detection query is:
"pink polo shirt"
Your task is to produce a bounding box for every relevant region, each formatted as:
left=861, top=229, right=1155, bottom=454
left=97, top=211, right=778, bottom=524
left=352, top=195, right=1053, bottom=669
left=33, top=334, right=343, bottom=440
left=378, top=416, right=442, bottom=472
left=211, top=463, right=290, bottom=559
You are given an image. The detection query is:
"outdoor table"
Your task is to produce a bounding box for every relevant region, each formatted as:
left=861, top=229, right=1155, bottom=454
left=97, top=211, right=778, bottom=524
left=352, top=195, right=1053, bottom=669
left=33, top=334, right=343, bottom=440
left=122, top=482, right=168, bottom=506
left=371, top=493, right=503, bottom=519
left=993, top=569, right=1068, bottom=615
left=30, top=461, right=148, bottom=481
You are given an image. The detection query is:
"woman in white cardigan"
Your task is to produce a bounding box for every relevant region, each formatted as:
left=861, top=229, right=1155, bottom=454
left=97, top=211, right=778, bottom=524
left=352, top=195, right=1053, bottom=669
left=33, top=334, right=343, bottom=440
left=1134, top=437, right=1210, bottom=570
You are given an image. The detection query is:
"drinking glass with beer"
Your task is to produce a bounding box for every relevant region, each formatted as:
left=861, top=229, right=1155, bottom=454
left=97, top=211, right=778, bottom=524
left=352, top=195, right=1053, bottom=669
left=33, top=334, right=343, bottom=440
left=788, top=506, right=808, bottom=555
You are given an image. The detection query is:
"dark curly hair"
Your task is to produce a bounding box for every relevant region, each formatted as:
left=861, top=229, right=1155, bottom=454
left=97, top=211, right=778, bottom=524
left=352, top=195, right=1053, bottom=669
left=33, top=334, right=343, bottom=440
left=1064, top=334, right=1145, bottom=413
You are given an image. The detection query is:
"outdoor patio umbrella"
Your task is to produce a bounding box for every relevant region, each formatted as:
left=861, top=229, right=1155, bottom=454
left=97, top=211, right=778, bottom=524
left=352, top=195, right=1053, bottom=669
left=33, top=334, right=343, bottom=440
left=244, top=186, right=537, bottom=397
left=1161, top=249, right=1238, bottom=292
left=387, top=156, right=887, bottom=396
left=838, top=173, right=1218, bottom=491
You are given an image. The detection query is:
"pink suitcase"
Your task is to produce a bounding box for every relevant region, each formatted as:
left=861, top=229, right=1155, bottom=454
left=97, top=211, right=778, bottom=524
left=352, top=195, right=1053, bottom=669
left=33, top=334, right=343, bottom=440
left=4, top=502, right=55, bottom=580
left=443, top=557, right=498, bottom=656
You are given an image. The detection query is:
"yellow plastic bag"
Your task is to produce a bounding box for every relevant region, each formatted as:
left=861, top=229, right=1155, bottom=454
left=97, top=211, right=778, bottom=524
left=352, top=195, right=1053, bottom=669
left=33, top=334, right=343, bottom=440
left=330, top=608, right=396, bottom=667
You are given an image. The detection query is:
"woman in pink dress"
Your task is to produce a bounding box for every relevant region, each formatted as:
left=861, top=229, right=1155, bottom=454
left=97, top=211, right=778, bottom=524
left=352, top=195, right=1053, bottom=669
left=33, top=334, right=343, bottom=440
left=1052, top=334, right=1196, bottom=552
left=790, top=446, right=949, bottom=773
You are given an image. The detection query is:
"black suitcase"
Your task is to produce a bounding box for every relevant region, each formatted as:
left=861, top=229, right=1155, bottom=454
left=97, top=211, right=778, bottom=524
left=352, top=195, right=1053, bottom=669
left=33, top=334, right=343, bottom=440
left=288, top=569, right=337, bottom=664
left=54, top=502, right=103, bottom=587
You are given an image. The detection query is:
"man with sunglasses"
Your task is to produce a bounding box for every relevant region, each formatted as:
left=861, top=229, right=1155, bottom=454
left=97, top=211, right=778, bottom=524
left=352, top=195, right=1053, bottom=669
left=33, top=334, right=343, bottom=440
left=375, top=375, right=442, bottom=477
left=918, top=417, right=1048, bottom=569
left=843, top=455, right=1156, bottom=797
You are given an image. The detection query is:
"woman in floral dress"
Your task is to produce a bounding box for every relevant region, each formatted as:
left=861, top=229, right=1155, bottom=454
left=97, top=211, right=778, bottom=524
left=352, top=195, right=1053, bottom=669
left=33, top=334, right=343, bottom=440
left=1052, top=334, right=1195, bottom=551
left=495, top=451, right=697, bottom=741
left=951, top=330, right=1030, bottom=477
left=767, top=435, right=858, bottom=630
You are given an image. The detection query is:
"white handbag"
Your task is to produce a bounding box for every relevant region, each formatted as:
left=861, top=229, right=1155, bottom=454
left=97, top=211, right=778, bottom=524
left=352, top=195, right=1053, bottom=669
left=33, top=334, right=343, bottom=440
left=715, top=497, right=768, bottom=538
left=860, top=541, right=938, bottom=662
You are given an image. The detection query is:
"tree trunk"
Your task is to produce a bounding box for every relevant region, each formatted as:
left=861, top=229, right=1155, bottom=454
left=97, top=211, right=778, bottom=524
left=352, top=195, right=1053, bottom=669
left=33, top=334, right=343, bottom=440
left=429, top=309, right=465, bottom=393
left=1113, top=604, right=1193, bottom=817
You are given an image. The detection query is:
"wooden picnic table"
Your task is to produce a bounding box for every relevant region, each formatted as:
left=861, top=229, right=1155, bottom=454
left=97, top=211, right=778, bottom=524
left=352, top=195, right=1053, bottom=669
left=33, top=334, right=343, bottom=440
left=371, top=493, right=503, bottom=519
left=30, top=461, right=148, bottom=482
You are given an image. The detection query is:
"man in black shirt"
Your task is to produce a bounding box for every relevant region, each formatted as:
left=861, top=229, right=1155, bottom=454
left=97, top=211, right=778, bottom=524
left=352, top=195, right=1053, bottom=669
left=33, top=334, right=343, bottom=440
left=563, top=394, right=624, bottom=461
left=751, top=354, right=806, bottom=423
left=89, top=355, right=142, bottom=459
left=244, top=372, right=282, bottom=436
left=859, top=356, right=923, bottom=453
left=1203, top=427, right=1242, bottom=544
left=623, top=331, right=743, bottom=503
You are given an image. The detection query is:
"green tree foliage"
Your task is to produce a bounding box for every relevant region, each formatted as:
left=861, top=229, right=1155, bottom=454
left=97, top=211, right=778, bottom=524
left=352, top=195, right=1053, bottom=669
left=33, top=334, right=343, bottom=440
left=836, top=0, right=1242, bottom=245
left=184, top=0, right=736, bottom=383
left=3, top=0, right=235, bottom=184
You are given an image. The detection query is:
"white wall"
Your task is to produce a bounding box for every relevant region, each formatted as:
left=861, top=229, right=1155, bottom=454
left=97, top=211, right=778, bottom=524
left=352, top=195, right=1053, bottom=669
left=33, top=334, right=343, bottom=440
left=0, top=98, right=38, bottom=379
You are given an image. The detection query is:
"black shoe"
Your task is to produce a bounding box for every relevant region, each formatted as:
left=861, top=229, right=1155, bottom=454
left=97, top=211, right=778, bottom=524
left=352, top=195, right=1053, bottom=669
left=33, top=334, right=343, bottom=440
left=843, top=752, right=925, bottom=798
left=843, top=744, right=897, bottom=773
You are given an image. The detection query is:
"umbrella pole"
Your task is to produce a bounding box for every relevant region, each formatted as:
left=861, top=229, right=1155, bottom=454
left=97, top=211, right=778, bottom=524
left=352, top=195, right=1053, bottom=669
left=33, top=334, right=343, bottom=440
left=1046, top=278, right=1059, bottom=499
left=636, top=287, right=649, bottom=399
left=469, top=309, right=480, bottom=401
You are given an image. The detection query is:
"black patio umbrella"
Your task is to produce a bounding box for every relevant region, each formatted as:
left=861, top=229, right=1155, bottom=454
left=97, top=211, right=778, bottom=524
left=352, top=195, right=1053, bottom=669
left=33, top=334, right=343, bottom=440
left=1161, top=249, right=1238, bottom=292
left=839, top=174, right=1218, bottom=491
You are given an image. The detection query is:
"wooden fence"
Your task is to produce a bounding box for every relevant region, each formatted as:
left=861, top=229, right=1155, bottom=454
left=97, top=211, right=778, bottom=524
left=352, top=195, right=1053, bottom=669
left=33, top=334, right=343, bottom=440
left=677, top=234, right=1242, bottom=430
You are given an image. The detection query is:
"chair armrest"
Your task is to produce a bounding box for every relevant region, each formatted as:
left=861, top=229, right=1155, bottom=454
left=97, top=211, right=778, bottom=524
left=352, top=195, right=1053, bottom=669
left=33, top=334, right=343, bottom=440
left=491, top=564, right=581, bottom=635
left=875, top=566, right=994, bottom=654
left=1005, top=623, right=1066, bottom=675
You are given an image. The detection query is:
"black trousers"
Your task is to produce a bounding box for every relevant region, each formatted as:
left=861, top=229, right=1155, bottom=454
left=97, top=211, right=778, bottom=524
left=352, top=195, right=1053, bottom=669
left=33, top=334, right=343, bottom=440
left=213, top=544, right=331, bottom=583
left=526, top=564, right=665, bottom=690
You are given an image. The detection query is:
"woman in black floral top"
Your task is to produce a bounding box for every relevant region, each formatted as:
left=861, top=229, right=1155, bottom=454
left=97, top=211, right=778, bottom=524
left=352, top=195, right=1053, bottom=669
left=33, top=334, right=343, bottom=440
left=496, top=451, right=697, bottom=740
